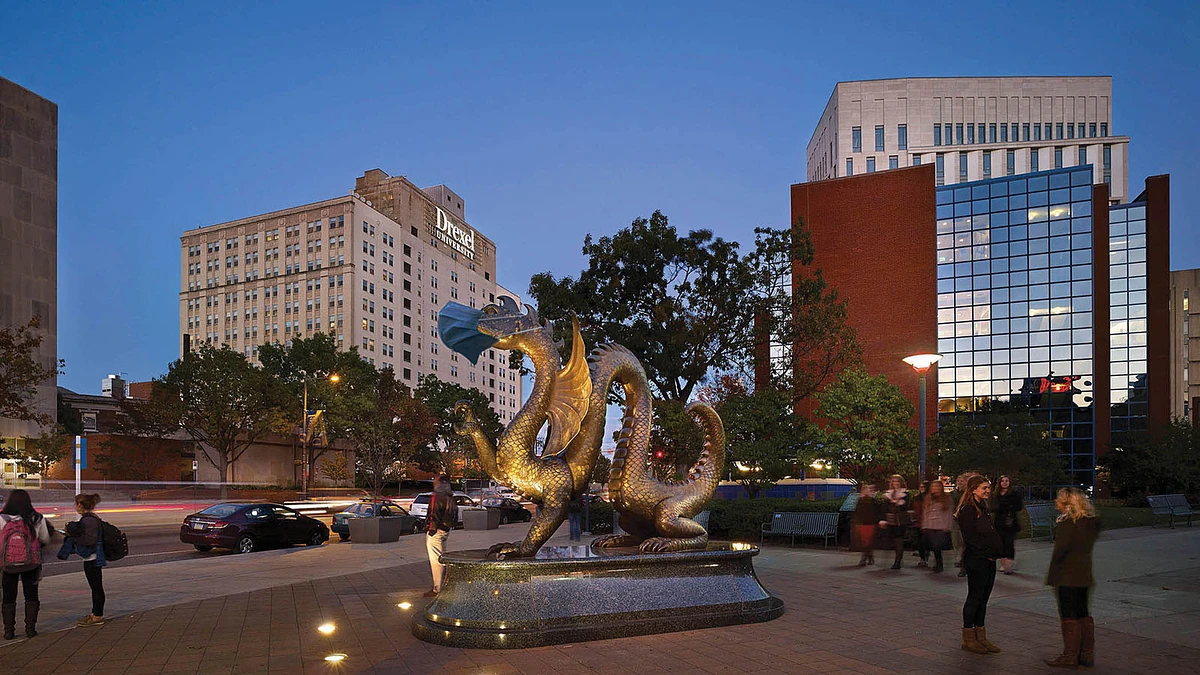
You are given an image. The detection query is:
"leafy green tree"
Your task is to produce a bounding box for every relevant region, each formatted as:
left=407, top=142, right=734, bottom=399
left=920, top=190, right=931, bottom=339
left=1102, top=419, right=1200, bottom=496
left=815, top=367, right=917, bottom=485
left=590, top=453, right=612, bottom=486
left=416, top=374, right=503, bottom=473
left=319, top=452, right=353, bottom=485
left=932, top=401, right=1067, bottom=487
left=720, top=387, right=812, bottom=498
left=0, top=316, right=63, bottom=429
left=258, top=332, right=376, bottom=481
left=151, top=344, right=289, bottom=498
left=348, top=368, right=437, bottom=496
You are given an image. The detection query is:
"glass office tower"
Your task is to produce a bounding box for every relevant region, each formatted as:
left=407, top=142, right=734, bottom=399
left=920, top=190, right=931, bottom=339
left=1108, top=202, right=1149, bottom=433
left=935, top=166, right=1098, bottom=487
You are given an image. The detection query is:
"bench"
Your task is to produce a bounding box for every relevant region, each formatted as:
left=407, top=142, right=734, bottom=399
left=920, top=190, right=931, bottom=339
left=1026, top=503, right=1057, bottom=541
left=1150, top=494, right=1196, bottom=528
left=760, top=512, right=839, bottom=548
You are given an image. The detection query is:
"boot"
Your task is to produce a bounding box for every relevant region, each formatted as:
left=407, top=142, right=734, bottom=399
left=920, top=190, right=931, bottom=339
left=1078, top=616, right=1095, bottom=668
left=2, top=603, right=14, bottom=640
left=975, top=626, right=1002, bottom=653
left=1044, top=619, right=1081, bottom=667
left=23, top=601, right=38, bottom=638
left=961, top=627, right=989, bottom=654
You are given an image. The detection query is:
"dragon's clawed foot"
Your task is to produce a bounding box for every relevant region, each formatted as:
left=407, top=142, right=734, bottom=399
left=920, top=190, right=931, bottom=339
left=638, top=537, right=705, bottom=553
left=452, top=401, right=481, bottom=437
left=485, top=542, right=522, bottom=560
left=590, top=534, right=642, bottom=549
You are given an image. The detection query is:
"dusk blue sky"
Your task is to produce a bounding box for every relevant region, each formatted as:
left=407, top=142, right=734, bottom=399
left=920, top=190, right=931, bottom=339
left=3, top=2, right=1197, bottom=394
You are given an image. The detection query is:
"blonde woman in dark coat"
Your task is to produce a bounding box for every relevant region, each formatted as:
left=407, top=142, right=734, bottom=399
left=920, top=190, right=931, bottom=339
left=1044, top=487, right=1100, bottom=669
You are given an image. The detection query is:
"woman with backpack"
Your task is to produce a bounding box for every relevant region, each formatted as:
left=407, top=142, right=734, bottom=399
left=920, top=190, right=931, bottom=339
left=1, top=489, right=52, bottom=639
left=72, top=494, right=106, bottom=627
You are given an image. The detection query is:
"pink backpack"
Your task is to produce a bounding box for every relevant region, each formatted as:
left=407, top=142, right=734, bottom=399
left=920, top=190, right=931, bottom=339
left=1, top=517, right=40, bottom=573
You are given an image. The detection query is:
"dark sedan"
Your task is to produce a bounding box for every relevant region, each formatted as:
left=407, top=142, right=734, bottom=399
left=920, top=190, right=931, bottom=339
left=331, top=500, right=418, bottom=541
left=180, top=503, right=329, bottom=554
left=482, top=497, right=532, bottom=525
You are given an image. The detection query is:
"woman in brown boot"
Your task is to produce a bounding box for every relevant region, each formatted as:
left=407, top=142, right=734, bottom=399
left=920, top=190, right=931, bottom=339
left=954, top=475, right=1002, bottom=655
left=1045, top=487, right=1099, bottom=668
left=1, top=489, right=52, bottom=640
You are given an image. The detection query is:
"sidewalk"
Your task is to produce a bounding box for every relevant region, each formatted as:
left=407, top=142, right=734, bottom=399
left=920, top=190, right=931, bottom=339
left=1, top=525, right=1197, bottom=674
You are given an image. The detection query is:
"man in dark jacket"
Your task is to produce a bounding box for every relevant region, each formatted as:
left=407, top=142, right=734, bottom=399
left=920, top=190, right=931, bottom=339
left=424, top=475, right=457, bottom=597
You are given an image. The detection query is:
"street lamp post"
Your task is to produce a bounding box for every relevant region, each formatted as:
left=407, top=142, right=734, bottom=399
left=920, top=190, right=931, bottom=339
left=903, top=353, right=942, bottom=482
left=300, top=371, right=339, bottom=501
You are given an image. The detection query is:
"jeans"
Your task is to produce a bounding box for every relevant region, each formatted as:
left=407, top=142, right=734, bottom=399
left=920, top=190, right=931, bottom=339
left=1056, top=586, right=1090, bottom=619
left=58, top=537, right=106, bottom=567
left=84, top=560, right=105, bottom=616
left=568, top=512, right=582, bottom=540
left=1, top=569, right=40, bottom=604
left=962, top=557, right=996, bottom=628
left=426, top=529, right=449, bottom=591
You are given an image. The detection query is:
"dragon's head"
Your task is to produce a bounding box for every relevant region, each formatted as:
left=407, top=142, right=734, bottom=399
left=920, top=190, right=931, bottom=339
left=437, top=295, right=543, bottom=364
left=477, top=296, right=542, bottom=349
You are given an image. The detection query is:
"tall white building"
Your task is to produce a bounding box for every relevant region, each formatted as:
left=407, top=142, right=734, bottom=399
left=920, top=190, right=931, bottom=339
left=806, top=77, right=1130, bottom=203
left=180, top=169, right=523, bottom=422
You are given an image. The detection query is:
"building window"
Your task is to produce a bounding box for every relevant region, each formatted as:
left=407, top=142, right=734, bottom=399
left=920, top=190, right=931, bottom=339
left=912, top=155, right=921, bottom=166
left=1057, top=122, right=1064, bottom=139
left=1044, top=123, right=1052, bottom=141
left=933, top=124, right=942, bottom=146
left=1103, top=144, right=1112, bottom=185
left=1079, top=147, right=1088, bottom=166
left=1089, top=122, right=1097, bottom=138
left=888, top=155, right=898, bottom=170
left=982, top=152, right=991, bottom=178
left=852, top=127, right=862, bottom=152
left=875, top=125, right=884, bottom=151
left=1022, top=123, right=1030, bottom=142
left=1066, top=123, right=1074, bottom=139
left=1033, top=124, right=1041, bottom=141
left=866, top=157, right=876, bottom=173
left=958, top=153, right=968, bottom=181
left=955, top=123, right=964, bottom=145
left=935, top=153, right=944, bottom=186
left=1031, top=148, right=1039, bottom=172
left=967, top=124, right=974, bottom=144
left=988, top=123, right=997, bottom=144
left=1055, top=147, right=1063, bottom=168
left=846, top=158, right=852, bottom=176
left=1100, top=122, right=1108, bottom=137
left=897, top=124, right=907, bottom=150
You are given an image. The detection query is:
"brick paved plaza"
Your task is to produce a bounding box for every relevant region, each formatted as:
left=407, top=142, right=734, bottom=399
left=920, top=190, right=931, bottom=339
left=1, top=525, right=1196, bottom=674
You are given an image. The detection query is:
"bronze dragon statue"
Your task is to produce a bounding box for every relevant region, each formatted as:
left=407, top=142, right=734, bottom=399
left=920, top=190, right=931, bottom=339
left=438, top=295, right=725, bottom=557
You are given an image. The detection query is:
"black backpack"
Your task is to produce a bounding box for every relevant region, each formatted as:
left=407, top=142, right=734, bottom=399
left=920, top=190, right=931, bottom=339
left=100, top=520, right=128, bottom=562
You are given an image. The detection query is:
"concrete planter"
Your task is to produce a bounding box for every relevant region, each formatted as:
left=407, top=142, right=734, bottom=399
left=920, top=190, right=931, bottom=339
left=462, top=508, right=500, bottom=530
left=348, top=516, right=405, bottom=543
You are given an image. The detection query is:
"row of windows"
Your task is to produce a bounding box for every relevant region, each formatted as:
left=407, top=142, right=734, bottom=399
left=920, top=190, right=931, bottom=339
left=850, top=125, right=908, bottom=153
left=933, top=121, right=1109, bottom=147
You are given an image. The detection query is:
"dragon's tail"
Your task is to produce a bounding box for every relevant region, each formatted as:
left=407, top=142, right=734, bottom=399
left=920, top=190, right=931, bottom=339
left=683, top=401, right=726, bottom=493
left=594, top=343, right=652, bottom=508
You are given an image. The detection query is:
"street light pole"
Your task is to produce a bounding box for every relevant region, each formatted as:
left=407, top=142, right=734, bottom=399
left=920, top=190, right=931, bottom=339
left=903, top=353, right=942, bottom=482
left=302, top=374, right=310, bottom=501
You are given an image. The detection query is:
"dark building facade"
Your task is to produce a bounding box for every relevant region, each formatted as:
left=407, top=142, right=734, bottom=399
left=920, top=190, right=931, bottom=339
left=787, top=166, right=1170, bottom=489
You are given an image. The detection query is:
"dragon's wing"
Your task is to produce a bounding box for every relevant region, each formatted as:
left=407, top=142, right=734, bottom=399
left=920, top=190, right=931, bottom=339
left=543, top=314, right=592, bottom=456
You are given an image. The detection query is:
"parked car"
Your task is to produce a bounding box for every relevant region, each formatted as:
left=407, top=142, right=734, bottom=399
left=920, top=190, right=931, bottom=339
left=180, top=503, right=329, bottom=554
left=482, top=497, right=532, bottom=525
left=409, top=491, right=478, bottom=527
left=331, top=500, right=418, bottom=541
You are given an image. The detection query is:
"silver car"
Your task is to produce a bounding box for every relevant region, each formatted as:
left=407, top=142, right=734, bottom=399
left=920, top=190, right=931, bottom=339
left=409, top=491, right=478, bottom=527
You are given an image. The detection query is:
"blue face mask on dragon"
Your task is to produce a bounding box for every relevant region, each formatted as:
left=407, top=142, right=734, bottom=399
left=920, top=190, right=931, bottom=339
left=437, top=302, right=498, bottom=365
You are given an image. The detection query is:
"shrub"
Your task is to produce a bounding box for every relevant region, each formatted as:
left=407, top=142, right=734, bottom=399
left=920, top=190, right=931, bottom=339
left=706, top=498, right=842, bottom=541
left=585, top=499, right=614, bottom=534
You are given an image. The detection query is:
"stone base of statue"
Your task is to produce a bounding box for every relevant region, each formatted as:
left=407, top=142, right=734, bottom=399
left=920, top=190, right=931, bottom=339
left=411, top=542, right=784, bottom=649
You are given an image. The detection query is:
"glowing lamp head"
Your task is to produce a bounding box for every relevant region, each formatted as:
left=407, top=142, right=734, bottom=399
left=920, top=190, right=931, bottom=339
left=317, top=623, right=335, bottom=635
left=902, top=353, right=942, bottom=373
left=328, top=373, right=340, bottom=384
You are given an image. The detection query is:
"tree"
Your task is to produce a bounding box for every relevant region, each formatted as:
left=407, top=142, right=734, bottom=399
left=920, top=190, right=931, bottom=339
left=416, top=374, right=503, bottom=473
left=591, top=453, right=612, bottom=486
left=95, top=394, right=185, bottom=481
left=151, top=344, right=289, bottom=498
left=0, top=316, right=63, bottom=429
left=931, top=402, right=1068, bottom=487
left=815, top=367, right=917, bottom=485
left=258, top=333, right=376, bottom=480
left=1102, top=420, right=1200, bottom=496
left=319, top=452, right=353, bottom=485
left=2, top=426, right=71, bottom=478
left=347, top=368, right=437, bottom=495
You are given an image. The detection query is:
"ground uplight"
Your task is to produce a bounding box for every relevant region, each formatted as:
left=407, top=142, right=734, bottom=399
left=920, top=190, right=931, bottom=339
left=317, top=623, right=335, bottom=635
left=324, top=653, right=347, bottom=663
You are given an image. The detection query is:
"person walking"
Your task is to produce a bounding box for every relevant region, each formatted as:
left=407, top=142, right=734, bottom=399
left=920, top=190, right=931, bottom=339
left=72, top=494, right=107, bottom=627
left=882, top=475, right=911, bottom=569
left=1, top=489, right=52, bottom=639
left=913, top=481, right=930, bottom=567
left=993, top=475, right=1024, bottom=574
left=954, top=474, right=1002, bottom=655
left=921, top=480, right=954, bottom=573
left=851, top=483, right=880, bottom=566
left=567, top=495, right=583, bottom=542
left=423, top=475, right=456, bottom=598
left=1044, top=487, right=1100, bottom=669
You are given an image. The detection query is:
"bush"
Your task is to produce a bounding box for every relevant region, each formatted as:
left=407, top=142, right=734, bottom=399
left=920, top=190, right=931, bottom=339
left=585, top=499, right=614, bottom=534
left=707, top=498, right=842, bottom=541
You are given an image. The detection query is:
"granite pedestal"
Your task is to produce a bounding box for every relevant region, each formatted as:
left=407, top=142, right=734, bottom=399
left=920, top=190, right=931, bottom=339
left=411, top=542, right=784, bottom=649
